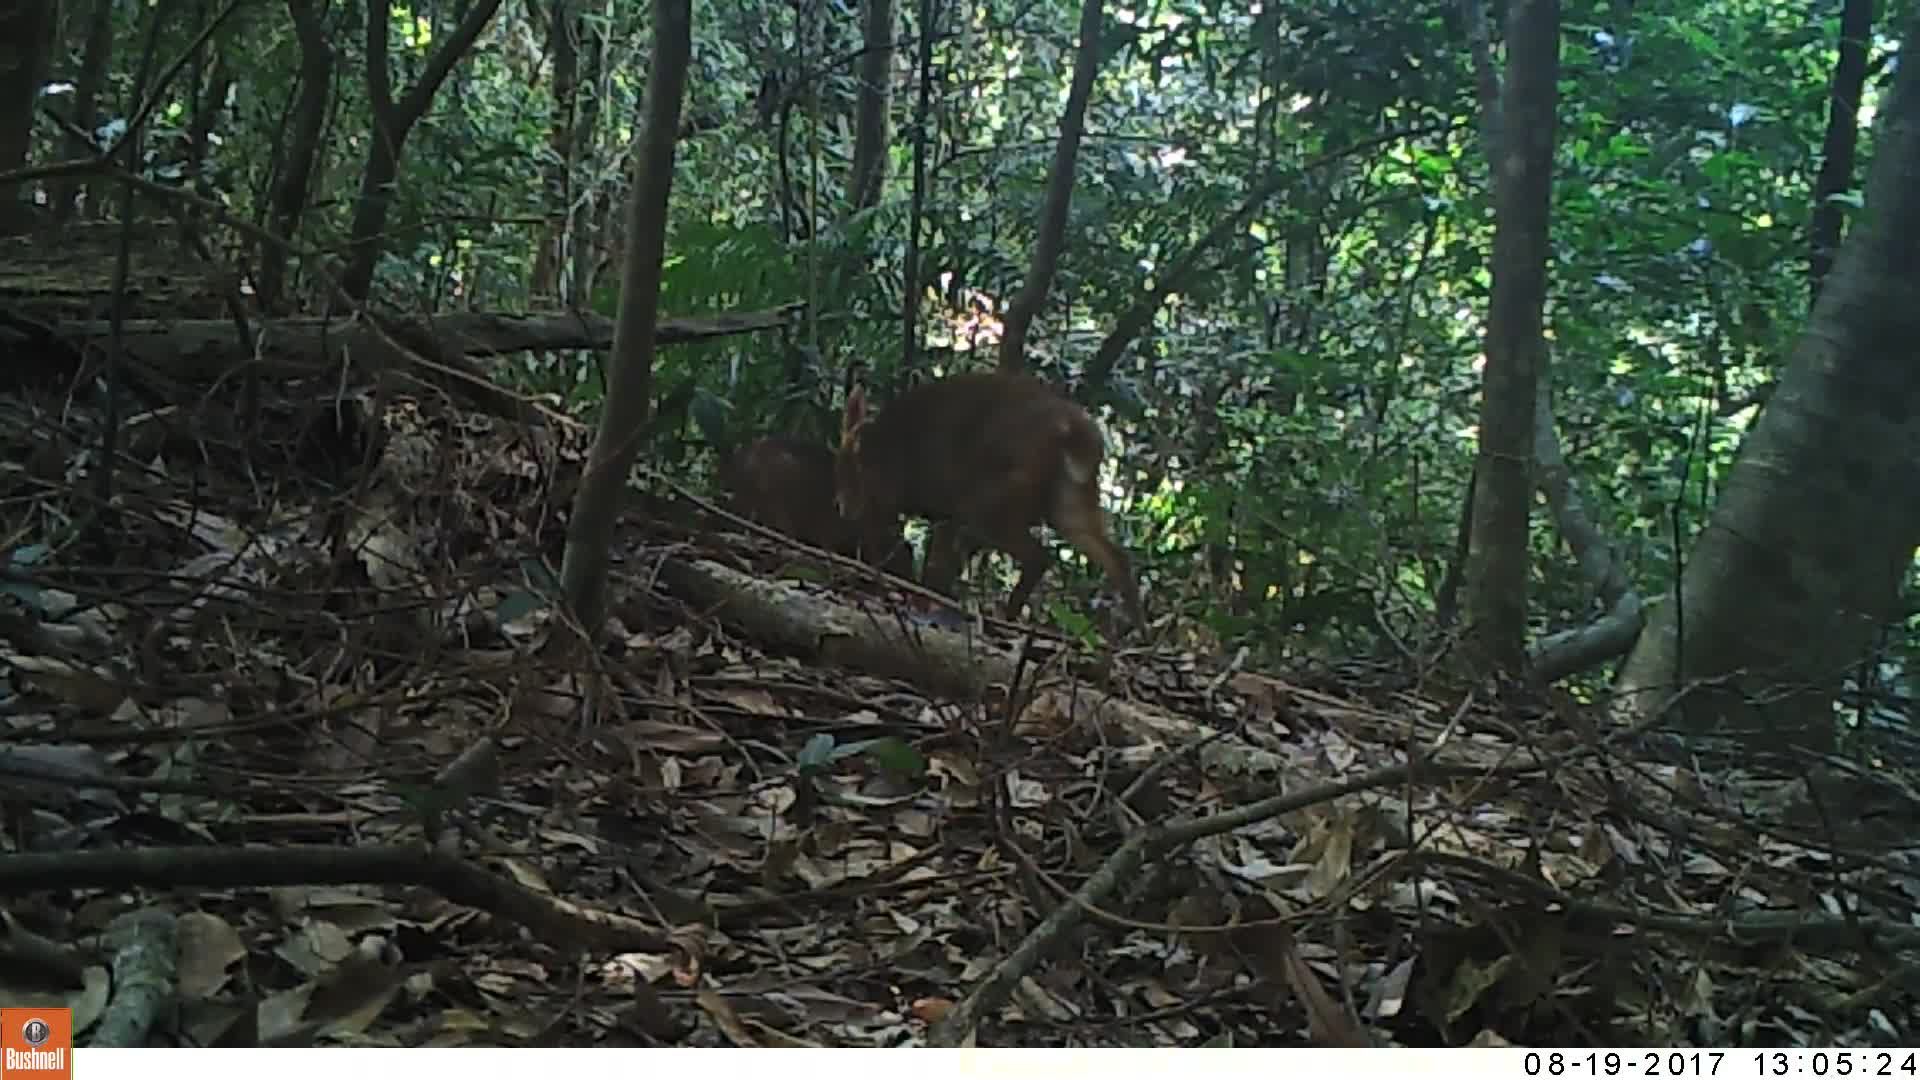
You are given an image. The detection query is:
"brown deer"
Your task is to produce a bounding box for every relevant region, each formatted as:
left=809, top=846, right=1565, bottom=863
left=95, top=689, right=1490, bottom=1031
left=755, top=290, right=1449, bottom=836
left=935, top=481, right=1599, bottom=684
left=718, top=435, right=914, bottom=577
left=835, top=372, right=1146, bottom=629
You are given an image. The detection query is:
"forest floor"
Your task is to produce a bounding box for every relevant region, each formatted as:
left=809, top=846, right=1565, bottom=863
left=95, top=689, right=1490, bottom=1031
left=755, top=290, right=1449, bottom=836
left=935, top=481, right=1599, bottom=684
left=3, top=315, right=1918, bottom=1048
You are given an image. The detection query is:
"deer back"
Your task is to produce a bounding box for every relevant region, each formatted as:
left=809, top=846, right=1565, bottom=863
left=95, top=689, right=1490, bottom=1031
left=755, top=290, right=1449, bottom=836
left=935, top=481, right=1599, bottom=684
left=838, top=372, right=1144, bottom=628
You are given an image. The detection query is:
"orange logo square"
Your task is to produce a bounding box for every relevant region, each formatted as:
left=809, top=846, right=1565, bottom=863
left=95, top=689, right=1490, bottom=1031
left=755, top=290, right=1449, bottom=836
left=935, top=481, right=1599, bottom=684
left=0, top=1009, right=70, bottom=1080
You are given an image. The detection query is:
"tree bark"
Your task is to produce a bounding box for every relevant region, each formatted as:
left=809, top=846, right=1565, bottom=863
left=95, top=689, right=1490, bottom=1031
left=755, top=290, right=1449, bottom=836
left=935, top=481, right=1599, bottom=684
left=1614, top=12, right=1920, bottom=749
left=340, top=0, right=505, bottom=301
left=660, top=556, right=1287, bottom=783
left=559, top=0, right=692, bottom=636
left=1808, top=0, right=1873, bottom=304
left=567, top=0, right=610, bottom=306
left=532, top=0, right=580, bottom=302
left=181, top=49, right=233, bottom=229
left=1463, top=0, right=1558, bottom=673
left=258, top=0, right=334, bottom=310
left=49, top=0, right=112, bottom=223
left=898, top=0, right=937, bottom=373
left=848, top=0, right=895, bottom=212
left=1526, top=381, right=1643, bottom=680
left=995, top=0, right=1103, bottom=374
left=0, top=0, right=57, bottom=222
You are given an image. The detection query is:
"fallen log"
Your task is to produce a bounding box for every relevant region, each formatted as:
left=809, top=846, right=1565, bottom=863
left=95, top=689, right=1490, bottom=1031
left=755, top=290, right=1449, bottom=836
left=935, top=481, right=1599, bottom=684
left=46, top=304, right=801, bottom=424
left=657, top=555, right=1293, bottom=786
left=58, top=305, right=803, bottom=382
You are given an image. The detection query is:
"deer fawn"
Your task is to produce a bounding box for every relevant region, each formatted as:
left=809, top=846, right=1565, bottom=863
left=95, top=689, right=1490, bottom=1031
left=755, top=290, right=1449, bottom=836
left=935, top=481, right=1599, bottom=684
left=835, top=372, right=1146, bottom=630
left=719, top=435, right=914, bottom=577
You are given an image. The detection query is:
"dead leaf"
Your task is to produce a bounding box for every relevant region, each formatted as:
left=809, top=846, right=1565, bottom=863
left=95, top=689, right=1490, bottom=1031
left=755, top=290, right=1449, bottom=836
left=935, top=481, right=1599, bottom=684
left=910, top=997, right=954, bottom=1024
left=712, top=686, right=787, bottom=717
left=176, top=912, right=247, bottom=1000
left=1578, top=822, right=1614, bottom=866
left=1441, top=954, right=1511, bottom=1025
left=179, top=999, right=259, bottom=1047
left=1275, top=929, right=1368, bottom=1047
left=1368, top=955, right=1416, bottom=1021
left=618, top=720, right=726, bottom=753
left=257, top=983, right=315, bottom=1044
left=494, top=858, right=551, bottom=893
left=303, top=952, right=406, bottom=1038
left=1013, top=976, right=1074, bottom=1021
left=696, top=988, right=758, bottom=1046
left=2, top=655, right=127, bottom=714
left=1467, top=1029, right=1514, bottom=1046
left=1304, top=816, right=1354, bottom=898
left=1004, top=770, right=1049, bottom=809
left=275, top=920, right=355, bottom=978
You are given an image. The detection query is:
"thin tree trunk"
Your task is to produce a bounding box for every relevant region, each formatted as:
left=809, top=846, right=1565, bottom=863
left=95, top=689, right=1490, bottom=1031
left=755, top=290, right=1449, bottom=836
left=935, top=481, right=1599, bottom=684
left=994, top=0, right=1103, bottom=373
left=181, top=51, right=233, bottom=230
left=531, top=0, right=580, bottom=302
left=899, top=0, right=936, bottom=373
left=259, top=0, right=334, bottom=309
left=559, top=0, right=692, bottom=636
left=567, top=0, right=609, bottom=305
left=0, top=0, right=57, bottom=223
left=340, top=0, right=505, bottom=301
left=1462, top=0, right=1558, bottom=673
left=848, top=0, right=894, bottom=212
left=50, top=0, right=112, bottom=223
left=1808, top=0, right=1873, bottom=303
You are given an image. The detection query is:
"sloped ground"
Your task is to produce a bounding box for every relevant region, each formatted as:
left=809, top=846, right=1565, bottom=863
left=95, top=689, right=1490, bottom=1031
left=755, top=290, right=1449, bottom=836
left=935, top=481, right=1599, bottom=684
left=3, top=371, right=1918, bottom=1049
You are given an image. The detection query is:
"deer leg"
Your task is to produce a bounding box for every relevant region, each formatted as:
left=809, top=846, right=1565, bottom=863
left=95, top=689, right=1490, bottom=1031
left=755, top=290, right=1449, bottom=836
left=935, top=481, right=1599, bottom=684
left=997, top=526, right=1053, bottom=622
left=857, top=515, right=915, bottom=578
left=1052, top=488, right=1146, bottom=630
left=922, top=521, right=973, bottom=600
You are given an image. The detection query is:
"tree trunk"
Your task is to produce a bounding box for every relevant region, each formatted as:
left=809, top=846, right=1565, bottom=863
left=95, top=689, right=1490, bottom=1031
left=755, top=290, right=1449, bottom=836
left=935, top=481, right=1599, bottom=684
left=567, top=0, right=609, bottom=306
left=898, top=0, right=937, bottom=373
left=994, top=0, right=1103, bottom=374
left=259, top=0, right=334, bottom=310
left=1614, top=12, right=1920, bottom=750
left=340, top=0, right=505, bottom=301
left=1463, top=0, right=1558, bottom=673
left=848, top=0, right=894, bottom=212
left=558, top=0, right=692, bottom=636
left=0, top=0, right=56, bottom=223
left=182, top=50, right=233, bottom=230
left=49, top=0, right=111, bottom=223
left=1807, top=0, right=1873, bottom=304
left=531, top=0, right=580, bottom=302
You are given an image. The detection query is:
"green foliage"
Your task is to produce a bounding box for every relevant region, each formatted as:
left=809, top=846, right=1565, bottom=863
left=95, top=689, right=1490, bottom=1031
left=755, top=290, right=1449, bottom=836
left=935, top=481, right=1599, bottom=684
left=796, top=733, right=927, bottom=778
left=49, top=0, right=1889, bottom=666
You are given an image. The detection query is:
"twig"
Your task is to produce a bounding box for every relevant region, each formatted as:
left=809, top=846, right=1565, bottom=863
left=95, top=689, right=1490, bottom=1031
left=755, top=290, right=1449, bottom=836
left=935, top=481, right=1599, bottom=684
left=927, top=753, right=1535, bottom=1044
left=0, top=844, right=677, bottom=952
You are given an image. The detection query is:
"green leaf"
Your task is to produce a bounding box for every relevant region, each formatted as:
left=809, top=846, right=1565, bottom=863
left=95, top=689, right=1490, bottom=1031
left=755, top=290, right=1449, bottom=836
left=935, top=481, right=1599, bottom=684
left=1046, top=602, right=1104, bottom=648
left=836, top=736, right=928, bottom=777
left=0, top=580, right=45, bottom=610
left=518, top=558, right=561, bottom=594
left=496, top=589, right=547, bottom=624
left=797, top=733, right=838, bottom=771
left=9, top=544, right=50, bottom=568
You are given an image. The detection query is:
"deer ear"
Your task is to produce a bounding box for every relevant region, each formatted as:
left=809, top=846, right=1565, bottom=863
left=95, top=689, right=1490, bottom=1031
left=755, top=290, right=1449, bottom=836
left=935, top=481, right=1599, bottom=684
left=843, top=386, right=868, bottom=432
